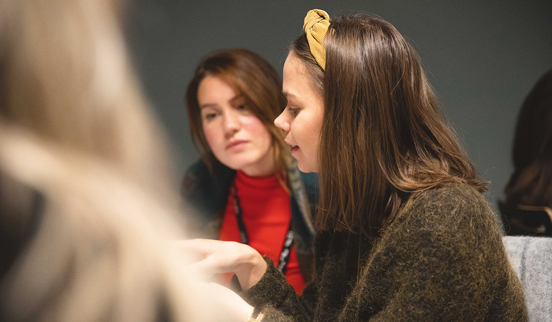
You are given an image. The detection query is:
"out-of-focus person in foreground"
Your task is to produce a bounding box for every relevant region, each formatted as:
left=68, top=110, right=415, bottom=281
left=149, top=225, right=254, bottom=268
left=0, top=0, right=229, bottom=320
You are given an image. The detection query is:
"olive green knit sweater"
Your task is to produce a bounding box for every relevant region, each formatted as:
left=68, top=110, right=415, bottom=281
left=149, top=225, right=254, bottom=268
left=243, top=185, right=527, bottom=321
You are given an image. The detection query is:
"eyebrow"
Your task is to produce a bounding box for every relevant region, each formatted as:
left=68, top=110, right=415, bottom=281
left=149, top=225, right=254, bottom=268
left=283, top=91, right=297, bottom=99
left=199, top=103, right=218, bottom=110
left=229, top=94, right=245, bottom=104
left=199, top=94, right=245, bottom=110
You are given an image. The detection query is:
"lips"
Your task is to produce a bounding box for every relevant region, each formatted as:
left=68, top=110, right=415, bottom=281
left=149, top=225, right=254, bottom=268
left=226, top=140, right=248, bottom=150
left=285, top=140, right=299, bottom=153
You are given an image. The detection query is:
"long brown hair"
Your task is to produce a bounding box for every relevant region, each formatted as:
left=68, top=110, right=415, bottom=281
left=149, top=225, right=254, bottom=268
left=185, top=49, right=288, bottom=175
left=291, top=14, right=487, bottom=238
left=505, top=68, right=552, bottom=207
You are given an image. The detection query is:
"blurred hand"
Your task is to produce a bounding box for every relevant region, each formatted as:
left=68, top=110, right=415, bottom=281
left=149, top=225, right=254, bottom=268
left=174, top=239, right=267, bottom=290
left=194, top=281, right=254, bottom=321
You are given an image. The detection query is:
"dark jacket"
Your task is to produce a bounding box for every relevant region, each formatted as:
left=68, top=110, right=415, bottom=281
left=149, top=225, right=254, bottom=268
left=0, top=170, right=44, bottom=284
left=181, top=158, right=318, bottom=283
left=243, top=185, right=528, bottom=321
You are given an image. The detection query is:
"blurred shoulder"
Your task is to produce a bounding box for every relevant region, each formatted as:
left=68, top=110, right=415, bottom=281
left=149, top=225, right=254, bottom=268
left=0, top=169, right=44, bottom=279
left=182, top=159, right=234, bottom=193
left=182, top=159, right=210, bottom=191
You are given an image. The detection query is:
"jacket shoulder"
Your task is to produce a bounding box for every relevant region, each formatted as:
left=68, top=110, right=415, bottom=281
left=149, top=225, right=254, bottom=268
left=181, top=159, right=235, bottom=227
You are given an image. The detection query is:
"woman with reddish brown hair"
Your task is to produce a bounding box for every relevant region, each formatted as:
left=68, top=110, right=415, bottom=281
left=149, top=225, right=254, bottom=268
left=182, top=49, right=318, bottom=295
left=179, top=10, right=526, bottom=321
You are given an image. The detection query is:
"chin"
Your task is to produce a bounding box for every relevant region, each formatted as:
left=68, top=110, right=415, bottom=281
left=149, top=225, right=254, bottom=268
left=296, top=161, right=317, bottom=174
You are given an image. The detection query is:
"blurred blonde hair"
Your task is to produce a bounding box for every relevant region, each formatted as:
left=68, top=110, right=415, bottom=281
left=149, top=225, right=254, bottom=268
left=0, top=0, right=212, bottom=320
left=0, top=0, right=173, bottom=196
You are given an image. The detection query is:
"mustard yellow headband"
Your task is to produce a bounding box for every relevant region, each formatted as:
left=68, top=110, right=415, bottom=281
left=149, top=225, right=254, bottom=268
left=303, top=9, right=330, bottom=70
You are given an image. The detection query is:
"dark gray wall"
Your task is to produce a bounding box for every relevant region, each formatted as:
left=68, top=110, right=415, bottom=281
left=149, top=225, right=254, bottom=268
left=127, top=0, right=552, bottom=210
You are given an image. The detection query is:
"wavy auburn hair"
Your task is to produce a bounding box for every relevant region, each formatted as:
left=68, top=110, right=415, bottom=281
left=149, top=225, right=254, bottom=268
left=185, top=49, right=288, bottom=175
left=291, top=14, right=487, bottom=238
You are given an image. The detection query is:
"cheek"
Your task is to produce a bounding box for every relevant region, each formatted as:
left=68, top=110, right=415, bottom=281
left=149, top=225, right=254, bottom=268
left=202, top=126, right=222, bottom=151
left=294, top=117, right=314, bottom=143
left=244, top=117, right=272, bottom=141
left=243, top=116, right=265, bottom=132
left=307, top=112, right=323, bottom=143
left=299, top=117, right=321, bottom=157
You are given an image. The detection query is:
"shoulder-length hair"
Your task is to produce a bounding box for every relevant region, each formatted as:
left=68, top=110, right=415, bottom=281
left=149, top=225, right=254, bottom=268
left=505, top=68, right=552, bottom=207
left=185, top=49, right=288, bottom=175
left=291, top=14, right=487, bottom=238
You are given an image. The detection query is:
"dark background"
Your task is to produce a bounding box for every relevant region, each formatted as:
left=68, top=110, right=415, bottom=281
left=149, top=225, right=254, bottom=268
left=126, top=0, right=552, bottom=211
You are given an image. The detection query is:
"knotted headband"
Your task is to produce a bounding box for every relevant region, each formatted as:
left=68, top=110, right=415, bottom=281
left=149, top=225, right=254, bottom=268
left=303, top=9, right=330, bottom=70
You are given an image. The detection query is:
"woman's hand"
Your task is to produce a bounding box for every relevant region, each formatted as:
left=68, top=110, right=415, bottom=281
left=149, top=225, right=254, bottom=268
left=195, top=281, right=254, bottom=321
left=174, top=239, right=267, bottom=290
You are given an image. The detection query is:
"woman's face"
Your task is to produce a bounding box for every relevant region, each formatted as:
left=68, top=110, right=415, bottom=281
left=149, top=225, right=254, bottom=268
left=275, top=53, right=324, bottom=173
left=198, top=75, right=275, bottom=176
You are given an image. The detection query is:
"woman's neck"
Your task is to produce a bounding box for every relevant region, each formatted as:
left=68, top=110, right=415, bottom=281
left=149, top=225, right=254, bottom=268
left=240, top=148, right=279, bottom=177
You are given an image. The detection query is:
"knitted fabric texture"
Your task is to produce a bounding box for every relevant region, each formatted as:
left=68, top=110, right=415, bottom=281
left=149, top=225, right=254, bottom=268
left=243, top=185, right=528, bottom=321
left=303, top=9, right=330, bottom=70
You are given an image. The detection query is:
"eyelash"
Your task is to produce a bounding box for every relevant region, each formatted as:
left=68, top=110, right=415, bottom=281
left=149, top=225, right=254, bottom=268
left=203, top=104, right=246, bottom=121
left=204, top=113, right=217, bottom=120
left=288, top=107, right=300, bottom=117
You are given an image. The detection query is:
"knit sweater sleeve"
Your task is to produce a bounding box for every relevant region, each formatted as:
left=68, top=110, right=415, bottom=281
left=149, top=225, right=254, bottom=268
left=242, top=257, right=316, bottom=321
left=342, top=185, right=527, bottom=321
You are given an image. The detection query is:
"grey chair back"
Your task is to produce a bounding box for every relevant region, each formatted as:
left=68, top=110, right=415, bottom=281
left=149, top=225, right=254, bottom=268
left=503, top=236, right=552, bottom=322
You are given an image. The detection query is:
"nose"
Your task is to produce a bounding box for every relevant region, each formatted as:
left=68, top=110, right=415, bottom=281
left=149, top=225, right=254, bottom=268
left=223, top=110, right=240, bottom=135
left=274, top=110, right=290, bottom=132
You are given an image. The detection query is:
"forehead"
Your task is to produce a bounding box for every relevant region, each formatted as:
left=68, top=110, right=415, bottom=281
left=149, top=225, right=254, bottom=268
left=197, top=75, right=239, bottom=101
left=199, top=74, right=236, bottom=93
left=283, top=53, right=309, bottom=82
left=283, top=53, right=321, bottom=100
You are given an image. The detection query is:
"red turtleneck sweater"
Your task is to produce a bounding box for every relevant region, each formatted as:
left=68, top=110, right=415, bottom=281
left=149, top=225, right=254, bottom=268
left=218, top=170, right=305, bottom=294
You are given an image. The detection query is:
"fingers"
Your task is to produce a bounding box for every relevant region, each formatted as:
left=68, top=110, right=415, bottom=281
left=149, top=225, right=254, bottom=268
left=185, top=255, right=229, bottom=281
left=170, top=239, right=258, bottom=284
left=170, top=238, right=218, bottom=264
left=171, top=238, right=213, bottom=254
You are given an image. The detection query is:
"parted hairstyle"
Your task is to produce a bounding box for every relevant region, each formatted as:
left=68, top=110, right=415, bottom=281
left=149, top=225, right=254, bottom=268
left=291, top=14, right=487, bottom=238
left=186, top=49, right=288, bottom=175
left=505, top=68, right=552, bottom=207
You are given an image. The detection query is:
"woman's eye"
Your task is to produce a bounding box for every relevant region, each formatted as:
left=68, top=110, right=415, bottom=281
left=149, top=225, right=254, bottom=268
left=204, top=113, right=217, bottom=120
left=236, top=104, right=247, bottom=110
left=288, top=107, right=300, bottom=117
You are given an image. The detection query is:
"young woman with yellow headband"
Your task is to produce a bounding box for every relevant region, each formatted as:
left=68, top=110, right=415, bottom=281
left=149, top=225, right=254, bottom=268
left=180, top=9, right=527, bottom=321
